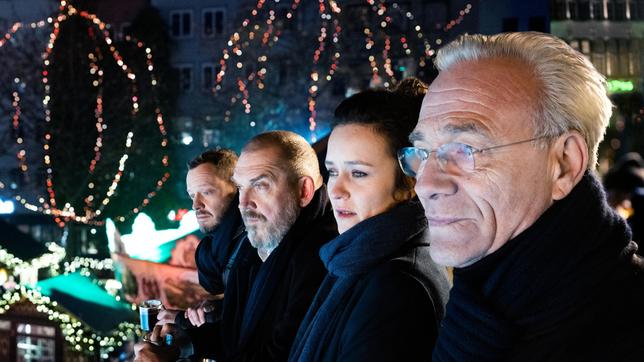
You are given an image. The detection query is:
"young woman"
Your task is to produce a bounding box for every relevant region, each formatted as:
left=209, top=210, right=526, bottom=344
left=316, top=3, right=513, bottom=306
left=289, top=78, right=450, bottom=361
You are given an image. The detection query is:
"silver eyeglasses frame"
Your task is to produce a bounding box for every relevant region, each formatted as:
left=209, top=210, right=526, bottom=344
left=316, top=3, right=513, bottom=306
left=398, top=135, right=552, bottom=177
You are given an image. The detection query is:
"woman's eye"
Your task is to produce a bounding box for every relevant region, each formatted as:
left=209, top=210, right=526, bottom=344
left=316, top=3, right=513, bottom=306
left=352, top=170, right=367, bottom=178
left=327, top=169, right=338, bottom=177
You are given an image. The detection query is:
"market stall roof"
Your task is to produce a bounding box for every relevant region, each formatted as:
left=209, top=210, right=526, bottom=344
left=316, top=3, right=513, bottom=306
left=0, top=218, right=49, bottom=261
left=36, top=273, right=137, bottom=333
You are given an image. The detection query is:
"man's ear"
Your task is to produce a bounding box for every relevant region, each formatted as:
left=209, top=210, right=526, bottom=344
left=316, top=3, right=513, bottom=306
left=297, top=176, right=316, bottom=207
left=550, top=131, right=588, bottom=200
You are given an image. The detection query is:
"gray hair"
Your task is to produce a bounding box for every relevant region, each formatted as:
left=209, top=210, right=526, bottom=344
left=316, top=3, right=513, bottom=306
left=435, top=32, right=612, bottom=169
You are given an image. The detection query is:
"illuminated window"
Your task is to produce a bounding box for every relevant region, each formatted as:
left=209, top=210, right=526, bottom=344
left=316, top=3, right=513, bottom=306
left=581, top=39, right=591, bottom=54
left=16, top=323, right=56, bottom=362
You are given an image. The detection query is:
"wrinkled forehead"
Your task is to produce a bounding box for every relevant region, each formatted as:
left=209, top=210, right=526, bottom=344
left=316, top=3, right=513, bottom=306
left=415, top=58, right=539, bottom=141
left=233, top=148, right=288, bottom=183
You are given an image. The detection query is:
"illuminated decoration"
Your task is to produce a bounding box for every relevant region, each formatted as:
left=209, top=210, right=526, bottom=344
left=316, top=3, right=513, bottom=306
left=104, top=279, right=123, bottom=296
left=11, top=90, right=29, bottom=174
left=63, top=257, right=114, bottom=275
left=167, top=208, right=190, bottom=222
left=181, top=132, right=194, bottom=145
left=0, top=243, right=65, bottom=285
left=106, top=211, right=198, bottom=263
left=210, top=0, right=453, bottom=136
left=0, top=198, right=15, bottom=214
left=607, top=79, right=635, bottom=94
left=306, top=0, right=342, bottom=134
left=212, top=0, right=304, bottom=126
left=443, top=3, right=473, bottom=32
left=0, top=283, right=139, bottom=356
left=1, top=1, right=170, bottom=226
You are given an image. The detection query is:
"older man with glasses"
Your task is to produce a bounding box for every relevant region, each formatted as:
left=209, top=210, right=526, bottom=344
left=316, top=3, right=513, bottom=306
left=400, top=32, right=644, bottom=361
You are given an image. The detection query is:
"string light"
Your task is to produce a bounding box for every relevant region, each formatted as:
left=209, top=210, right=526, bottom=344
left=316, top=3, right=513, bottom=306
left=0, top=286, right=139, bottom=356
left=10, top=90, right=29, bottom=173
left=1, top=1, right=170, bottom=226
left=443, top=3, right=473, bottom=32
left=306, top=0, right=342, bottom=132
left=213, top=0, right=302, bottom=124
left=205, top=0, right=450, bottom=136
left=63, top=257, right=113, bottom=274
left=0, top=243, right=65, bottom=277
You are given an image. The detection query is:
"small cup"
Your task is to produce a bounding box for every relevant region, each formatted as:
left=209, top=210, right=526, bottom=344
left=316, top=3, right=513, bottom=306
left=139, top=299, right=162, bottom=332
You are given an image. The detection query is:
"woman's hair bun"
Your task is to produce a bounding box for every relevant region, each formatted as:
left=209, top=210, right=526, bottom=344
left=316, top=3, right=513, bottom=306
left=391, top=77, right=427, bottom=98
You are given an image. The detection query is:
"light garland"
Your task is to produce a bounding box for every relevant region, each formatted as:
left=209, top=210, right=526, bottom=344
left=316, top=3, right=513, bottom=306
left=0, top=243, right=65, bottom=277
left=63, top=257, right=113, bottom=275
left=305, top=0, right=337, bottom=133
left=0, top=19, right=50, bottom=49
left=209, top=0, right=445, bottom=134
left=443, top=3, right=473, bottom=32
left=1, top=1, right=170, bottom=226
left=0, top=286, right=139, bottom=356
left=10, top=90, right=29, bottom=173
left=214, top=0, right=302, bottom=126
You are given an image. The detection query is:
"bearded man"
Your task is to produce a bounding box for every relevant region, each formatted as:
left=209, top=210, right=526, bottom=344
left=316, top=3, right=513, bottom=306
left=136, top=131, right=337, bottom=361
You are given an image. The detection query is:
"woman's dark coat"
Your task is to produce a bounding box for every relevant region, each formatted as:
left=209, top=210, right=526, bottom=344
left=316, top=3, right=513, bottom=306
left=289, top=198, right=450, bottom=361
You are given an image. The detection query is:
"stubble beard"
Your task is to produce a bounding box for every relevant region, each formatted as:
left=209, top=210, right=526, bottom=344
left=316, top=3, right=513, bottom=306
left=243, top=195, right=300, bottom=253
left=197, top=214, right=221, bottom=234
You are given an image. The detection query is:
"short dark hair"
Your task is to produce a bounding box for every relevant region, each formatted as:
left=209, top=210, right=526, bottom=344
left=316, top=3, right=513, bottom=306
left=332, top=77, right=427, bottom=197
left=242, top=131, right=322, bottom=189
left=188, top=148, right=238, bottom=183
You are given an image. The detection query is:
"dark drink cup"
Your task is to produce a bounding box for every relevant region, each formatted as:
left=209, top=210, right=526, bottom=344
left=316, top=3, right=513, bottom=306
left=139, top=299, right=162, bottom=332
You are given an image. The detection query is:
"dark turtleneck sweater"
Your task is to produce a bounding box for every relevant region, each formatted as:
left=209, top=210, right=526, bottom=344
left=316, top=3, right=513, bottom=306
left=187, top=186, right=337, bottom=362
left=432, top=172, right=644, bottom=362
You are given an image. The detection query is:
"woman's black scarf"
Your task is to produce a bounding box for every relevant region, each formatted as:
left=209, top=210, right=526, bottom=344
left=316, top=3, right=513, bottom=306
left=432, top=172, right=637, bottom=361
left=288, top=198, right=427, bottom=361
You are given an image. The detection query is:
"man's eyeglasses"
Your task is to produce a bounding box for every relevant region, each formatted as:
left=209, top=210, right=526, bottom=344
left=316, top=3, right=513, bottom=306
left=398, top=136, right=551, bottom=177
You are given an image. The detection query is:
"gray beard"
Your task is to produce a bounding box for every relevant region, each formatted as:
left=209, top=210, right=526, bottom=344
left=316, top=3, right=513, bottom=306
left=244, top=196, right=300, bottom=255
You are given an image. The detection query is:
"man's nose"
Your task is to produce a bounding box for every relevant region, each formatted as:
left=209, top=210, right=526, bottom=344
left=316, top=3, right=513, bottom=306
left=192, top=194, right=203, bottom=210
left=414, top=158, right=458, bottom=201
left=238, top=188, right=255, bottom=209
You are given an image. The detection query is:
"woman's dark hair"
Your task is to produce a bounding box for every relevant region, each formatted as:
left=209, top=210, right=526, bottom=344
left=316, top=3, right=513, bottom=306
left=332, top=77, right=427, bottom=198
